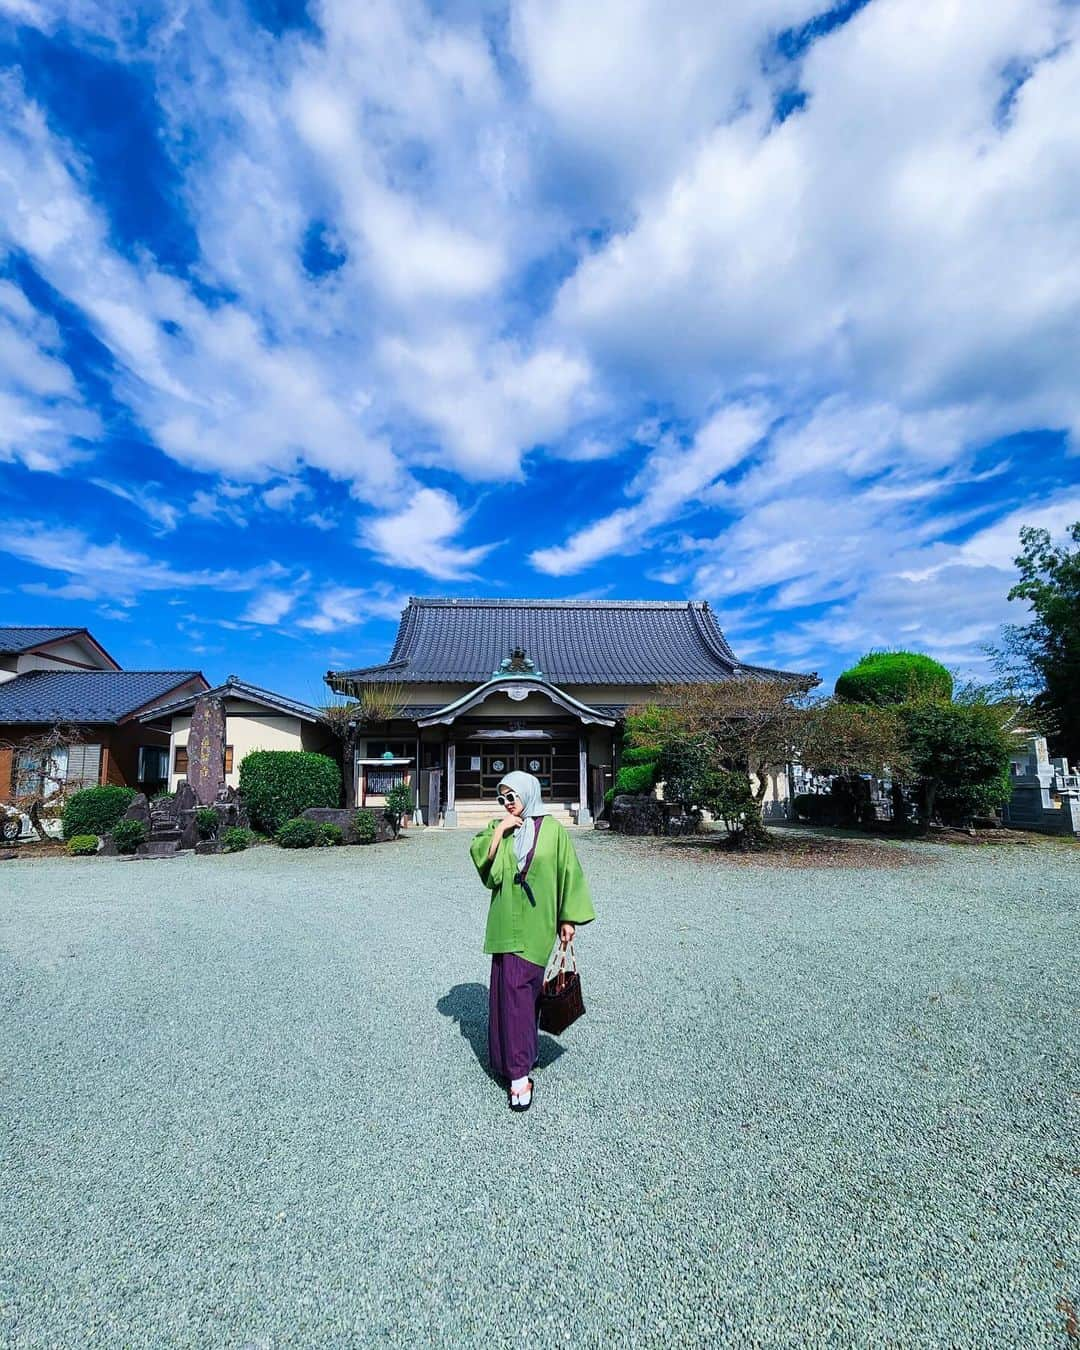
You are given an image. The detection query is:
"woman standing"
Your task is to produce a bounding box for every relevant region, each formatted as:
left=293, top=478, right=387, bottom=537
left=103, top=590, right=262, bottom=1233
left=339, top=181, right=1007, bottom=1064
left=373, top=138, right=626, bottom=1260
left=469, top=770, right=595, bottom=1112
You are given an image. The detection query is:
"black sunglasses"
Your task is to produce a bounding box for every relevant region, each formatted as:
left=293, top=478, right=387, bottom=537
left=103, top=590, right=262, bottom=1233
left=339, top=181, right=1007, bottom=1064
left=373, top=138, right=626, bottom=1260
left=496, top=789, right=518, bottom=806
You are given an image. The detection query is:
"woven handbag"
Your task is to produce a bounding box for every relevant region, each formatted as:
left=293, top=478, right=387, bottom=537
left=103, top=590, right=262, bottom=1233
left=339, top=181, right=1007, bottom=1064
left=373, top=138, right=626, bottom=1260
left=539, top=940, right=585, bottom=1036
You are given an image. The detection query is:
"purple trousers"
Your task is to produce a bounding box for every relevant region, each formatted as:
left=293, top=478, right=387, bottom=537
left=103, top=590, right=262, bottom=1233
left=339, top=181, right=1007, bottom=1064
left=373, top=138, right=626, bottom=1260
left=488, top=952, right=545, bottom=1082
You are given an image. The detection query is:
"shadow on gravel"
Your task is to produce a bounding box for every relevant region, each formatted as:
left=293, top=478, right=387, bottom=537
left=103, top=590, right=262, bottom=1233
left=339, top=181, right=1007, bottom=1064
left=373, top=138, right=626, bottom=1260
left=437, top=982, right=566, bottom=1082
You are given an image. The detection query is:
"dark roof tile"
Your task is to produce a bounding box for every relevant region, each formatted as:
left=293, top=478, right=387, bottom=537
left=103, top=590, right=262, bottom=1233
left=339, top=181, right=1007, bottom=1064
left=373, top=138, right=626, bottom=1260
left=0, top=625, right=83, bottom=654
left=329, top=598, right=815, bottom=688
left=0, top=670, right=204, bottom=724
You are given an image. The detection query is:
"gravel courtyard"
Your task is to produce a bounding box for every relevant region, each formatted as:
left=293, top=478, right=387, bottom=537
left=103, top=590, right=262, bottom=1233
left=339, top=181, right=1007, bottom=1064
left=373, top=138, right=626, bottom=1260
left=1, top=829, right=1077, bottom=1348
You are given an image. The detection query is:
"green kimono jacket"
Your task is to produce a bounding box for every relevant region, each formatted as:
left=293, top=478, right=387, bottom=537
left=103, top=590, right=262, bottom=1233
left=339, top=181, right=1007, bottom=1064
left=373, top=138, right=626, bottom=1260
left=470, top=815, right=596, bottom=968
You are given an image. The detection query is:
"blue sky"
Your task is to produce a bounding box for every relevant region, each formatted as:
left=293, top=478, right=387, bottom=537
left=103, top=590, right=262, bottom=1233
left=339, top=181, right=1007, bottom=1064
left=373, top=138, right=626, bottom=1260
left=1, top=0, right=1078, bottom=702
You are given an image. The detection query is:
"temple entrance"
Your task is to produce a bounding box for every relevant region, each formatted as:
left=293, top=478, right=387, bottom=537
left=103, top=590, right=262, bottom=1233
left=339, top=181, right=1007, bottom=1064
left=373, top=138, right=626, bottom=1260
left=453, top=734, right=580, bottom=801
left=481, top=743, right=553, bottom=797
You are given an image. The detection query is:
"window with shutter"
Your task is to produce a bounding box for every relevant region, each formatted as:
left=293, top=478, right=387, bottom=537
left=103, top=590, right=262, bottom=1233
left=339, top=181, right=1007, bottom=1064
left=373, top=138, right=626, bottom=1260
left=175, top=745, right=188, bottom=773
left=67, top=743, right=102, bottom=786
left=224, top=746, right=234, bottom=773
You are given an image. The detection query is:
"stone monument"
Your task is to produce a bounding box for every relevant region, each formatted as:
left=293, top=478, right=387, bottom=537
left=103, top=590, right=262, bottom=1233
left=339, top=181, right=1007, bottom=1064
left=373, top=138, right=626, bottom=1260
left=186, top=693, right=226, bottom=805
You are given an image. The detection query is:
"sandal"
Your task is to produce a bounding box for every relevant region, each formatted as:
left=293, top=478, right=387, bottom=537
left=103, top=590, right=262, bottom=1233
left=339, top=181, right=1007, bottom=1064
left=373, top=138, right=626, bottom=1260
left=509, top=1078, right=534, bottom=1112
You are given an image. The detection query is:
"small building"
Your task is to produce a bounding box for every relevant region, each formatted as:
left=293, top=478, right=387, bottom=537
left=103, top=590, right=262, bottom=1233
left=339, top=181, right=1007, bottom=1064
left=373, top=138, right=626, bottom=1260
left=325, top=597, right=817, bottom=827
left=141, top=675, right=335, bottom=792
left=0, top=626, right=206, bottom=802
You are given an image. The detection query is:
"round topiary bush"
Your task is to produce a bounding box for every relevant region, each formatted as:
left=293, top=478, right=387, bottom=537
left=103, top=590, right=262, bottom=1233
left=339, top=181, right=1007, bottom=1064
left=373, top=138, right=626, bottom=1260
left=317, top=822, right=343, bottom=847
left=613, top=761, right=658, bottom=795
left=354, top=808, right=377, bottom=844
left=111, top=818, right=147, bottom=854
left=835, top=651, right=953, bottom=706
left=67, top=833, right=99, bottom=856
left=62, top=786, right=137, bottom=840
left=621, top=746, right=661, bottom=767
left=220, top=826, right=252, bottom=853
left=238, top=751, right=341, bottom=835
left=275, top=816, right=321, bottom=849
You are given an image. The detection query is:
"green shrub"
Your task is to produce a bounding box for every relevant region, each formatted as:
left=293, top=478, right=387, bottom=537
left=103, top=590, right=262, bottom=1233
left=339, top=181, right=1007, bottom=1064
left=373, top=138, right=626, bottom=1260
left=67, top=833, right=99, bottom=856
left=275, top=816, right=321, bottom=849
left=603, top=786, right=615, bottom=809
left=238, top=751, right=341, bottom=834
left=835, top=651, right=953, bottom=706
left=621, top=745, right=661, bottom=767
left=63, top=786, right=137, bottom=840
left=623, top=705, right=680, bottom=752
left=195, top=807, right=218, bottom=840
left=111, top=818, right=147, bottom=853
left=901, top=700, right=1013, bottom=827
left=383, top=781, right=413, bottom=838
left=354, top=808, right=377, bottom=844
left=317, top=822, right=343, bottom=847
left=613, top=761, right=658, bottom=795
left=704, top=769, right=768, bottom=849
left=220, top=826, right=252, bottom=853
left=656, top=735, right=714, bottom=808
left=152, top=789, right=175, bottom=801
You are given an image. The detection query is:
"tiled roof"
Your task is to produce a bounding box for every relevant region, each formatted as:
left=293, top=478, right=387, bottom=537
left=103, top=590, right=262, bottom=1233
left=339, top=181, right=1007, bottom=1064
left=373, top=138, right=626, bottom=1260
left=0, top=670, right=204, bottom=724
left=0, top=625, right=83, bottom=653
left=139, top=676, right=322, bottom=723
left=328, top=597, right=816, bottom=688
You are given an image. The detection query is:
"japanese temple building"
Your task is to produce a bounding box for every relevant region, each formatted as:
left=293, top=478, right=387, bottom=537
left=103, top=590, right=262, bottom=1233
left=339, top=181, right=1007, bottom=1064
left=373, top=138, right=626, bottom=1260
left=324, top=597, right=816, bottom=827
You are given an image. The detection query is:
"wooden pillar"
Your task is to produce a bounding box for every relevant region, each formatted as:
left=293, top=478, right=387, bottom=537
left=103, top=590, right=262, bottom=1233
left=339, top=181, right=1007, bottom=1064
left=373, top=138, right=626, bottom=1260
left=577, top=733, right=592, bottom=826
left=445, top=741, right=457, bottom=827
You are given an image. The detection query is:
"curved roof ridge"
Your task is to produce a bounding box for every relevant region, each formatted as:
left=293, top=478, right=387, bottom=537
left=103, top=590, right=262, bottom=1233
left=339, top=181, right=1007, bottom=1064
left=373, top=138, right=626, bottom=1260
left=688, top=602, right=738, bottom=666
left=389, top=602, right=420, bottom=660
left=407, top=596, right=700, bottom=609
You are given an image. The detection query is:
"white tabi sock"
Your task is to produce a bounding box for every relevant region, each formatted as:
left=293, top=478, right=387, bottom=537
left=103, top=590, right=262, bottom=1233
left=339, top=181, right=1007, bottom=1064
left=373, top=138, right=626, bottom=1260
left=511, top=1076, right=529, bottom=1095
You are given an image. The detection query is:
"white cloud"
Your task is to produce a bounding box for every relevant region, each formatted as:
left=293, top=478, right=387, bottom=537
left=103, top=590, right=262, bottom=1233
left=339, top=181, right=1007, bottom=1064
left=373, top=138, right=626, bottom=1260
left=360, top=487, right=499, bottom=579
left=530, top=400, right=770, bottom=574
left=90, top=479, right=182, bottom=534
left=2, top=518, right=288, bottom=601
left=242, top=587, right=299, bottom=625
left=297, top=585, right=407, bottom=634
left=262, top=479, right=309, bottom=511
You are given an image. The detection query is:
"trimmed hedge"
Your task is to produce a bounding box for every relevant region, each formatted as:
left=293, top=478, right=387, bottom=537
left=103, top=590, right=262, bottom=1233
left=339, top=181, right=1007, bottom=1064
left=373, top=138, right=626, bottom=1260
left=67, top=833, right=99, bottom=856
left=613, top=761, right=658, bottom=795
left=835, top=651, right=953, bottom=706
left=276, top=817, right=321, bottom=849
left=621, top=745, right=661, bottom=767
left=354, top=809, right=376, bottom=844
left=111, top=818, right=147, bottom=854
left=317, top=822, right=343, bottom=847
left=238, top=751, right=341, bottom=834
left=62, top=786, right=136, bottom=840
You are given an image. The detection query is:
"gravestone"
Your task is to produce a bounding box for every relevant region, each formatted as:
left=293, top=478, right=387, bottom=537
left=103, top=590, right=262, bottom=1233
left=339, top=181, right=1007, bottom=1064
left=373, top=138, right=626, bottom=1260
left=187, top=694, right=226, bottom=805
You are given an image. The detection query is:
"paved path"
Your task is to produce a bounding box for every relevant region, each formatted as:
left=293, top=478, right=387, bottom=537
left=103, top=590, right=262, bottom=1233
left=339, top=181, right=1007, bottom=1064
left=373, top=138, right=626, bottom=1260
left=1, top=830, right=1077, bottom=1347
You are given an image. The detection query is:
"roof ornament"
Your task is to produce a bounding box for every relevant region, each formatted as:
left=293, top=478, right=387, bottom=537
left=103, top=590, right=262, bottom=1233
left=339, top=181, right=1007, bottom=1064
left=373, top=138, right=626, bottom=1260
left=494, top=646, right=543, bottom=679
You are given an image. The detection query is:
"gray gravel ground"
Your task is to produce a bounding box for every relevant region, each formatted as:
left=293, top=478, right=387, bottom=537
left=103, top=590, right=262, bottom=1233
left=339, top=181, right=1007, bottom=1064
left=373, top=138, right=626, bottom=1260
left=1, top=829, right=1077, bottom=1348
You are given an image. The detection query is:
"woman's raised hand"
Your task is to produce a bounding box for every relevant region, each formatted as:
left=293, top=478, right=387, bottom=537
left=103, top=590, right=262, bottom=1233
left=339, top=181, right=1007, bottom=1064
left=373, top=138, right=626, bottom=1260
left=497, top=813, right=522, bottom=833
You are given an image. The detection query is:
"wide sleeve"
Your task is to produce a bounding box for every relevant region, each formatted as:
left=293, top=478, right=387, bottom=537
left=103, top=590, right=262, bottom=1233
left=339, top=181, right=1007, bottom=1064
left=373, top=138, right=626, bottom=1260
left=555, top=824, right=596, bottom=926
left=470, top=820, right=505, bottom=891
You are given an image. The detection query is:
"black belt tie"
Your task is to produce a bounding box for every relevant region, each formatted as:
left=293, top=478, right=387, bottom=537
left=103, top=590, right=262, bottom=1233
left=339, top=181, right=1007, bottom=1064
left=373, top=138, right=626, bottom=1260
left=514, top=872, right=537, bottom=906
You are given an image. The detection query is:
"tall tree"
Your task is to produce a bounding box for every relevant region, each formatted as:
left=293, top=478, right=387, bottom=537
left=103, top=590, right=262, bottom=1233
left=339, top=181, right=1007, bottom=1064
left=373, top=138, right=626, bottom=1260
left=995, top=522, right=1080, bottom=760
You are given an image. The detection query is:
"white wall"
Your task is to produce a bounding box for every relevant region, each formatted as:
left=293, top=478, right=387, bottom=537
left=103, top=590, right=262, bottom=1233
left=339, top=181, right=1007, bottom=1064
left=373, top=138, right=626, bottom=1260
left=167, top=704, right=310, bottom=790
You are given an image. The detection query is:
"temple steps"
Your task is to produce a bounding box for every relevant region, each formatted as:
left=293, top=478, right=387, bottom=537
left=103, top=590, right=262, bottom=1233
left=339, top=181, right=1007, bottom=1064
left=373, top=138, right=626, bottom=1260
left=440, top=802, right=583, bottom=829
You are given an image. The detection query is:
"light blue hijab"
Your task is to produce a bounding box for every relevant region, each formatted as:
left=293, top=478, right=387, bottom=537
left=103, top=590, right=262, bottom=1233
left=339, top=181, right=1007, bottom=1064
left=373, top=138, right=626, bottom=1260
left=498, top=769, right=546, bottom=867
